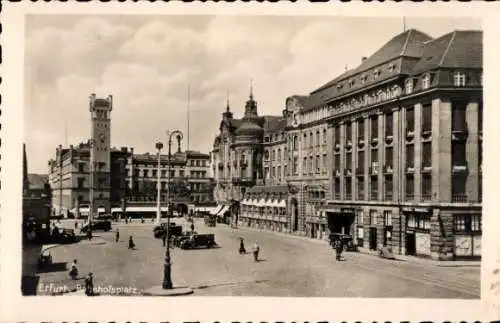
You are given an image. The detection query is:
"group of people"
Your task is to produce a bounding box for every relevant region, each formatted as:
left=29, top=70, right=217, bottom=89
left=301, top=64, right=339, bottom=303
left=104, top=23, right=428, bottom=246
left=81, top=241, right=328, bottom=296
left=68, top=259, right=94, bottom=296
left=238, top=238, right=260, bottom=262
left=115, top=228, right=136, bottom=249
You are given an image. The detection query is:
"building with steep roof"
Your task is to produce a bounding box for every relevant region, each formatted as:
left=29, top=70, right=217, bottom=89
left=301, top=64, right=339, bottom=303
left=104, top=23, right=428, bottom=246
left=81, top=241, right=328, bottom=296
left=291, top=28, right=482, bottom=260
left=216, top=28, right=482, bottom=261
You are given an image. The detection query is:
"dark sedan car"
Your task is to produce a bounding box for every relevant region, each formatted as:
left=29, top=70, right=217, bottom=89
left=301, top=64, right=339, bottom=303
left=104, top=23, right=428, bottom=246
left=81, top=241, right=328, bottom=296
left=51, top=228, right=77, bottom=244
left=80, top=220, right=112, bottom=233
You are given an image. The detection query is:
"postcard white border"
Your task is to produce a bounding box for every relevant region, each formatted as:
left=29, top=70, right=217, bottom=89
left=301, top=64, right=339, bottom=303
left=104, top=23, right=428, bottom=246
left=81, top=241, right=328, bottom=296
left=1, top=1, right=499, bottom=322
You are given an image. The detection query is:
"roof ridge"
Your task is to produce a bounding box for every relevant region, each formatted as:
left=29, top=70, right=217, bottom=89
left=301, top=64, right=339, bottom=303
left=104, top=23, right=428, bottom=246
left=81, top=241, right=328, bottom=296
left=439, top=30, right=457, bottom=67
left=400, top=29, right=412, bottom=56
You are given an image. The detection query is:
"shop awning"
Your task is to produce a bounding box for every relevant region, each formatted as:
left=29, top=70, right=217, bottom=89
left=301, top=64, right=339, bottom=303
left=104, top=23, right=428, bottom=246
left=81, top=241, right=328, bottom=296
left=70, top=207, right=106, bottom=214
left=257, top=199, right=266, bottom=207
left=277, top=199, right=287, bottom=208
left=217, top=205, right=230, bottom=216
left=122, top=206, right=169, bottom=212
left=111, top=207, right=123, bottom=213
left=210, top=205, right=223, bottom=215
left=195, top=206, right=217, bottom=213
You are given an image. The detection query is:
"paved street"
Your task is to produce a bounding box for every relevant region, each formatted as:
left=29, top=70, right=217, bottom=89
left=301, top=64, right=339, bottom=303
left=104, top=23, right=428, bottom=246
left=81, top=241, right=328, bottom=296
left=35, top=219, right=480, bottom=298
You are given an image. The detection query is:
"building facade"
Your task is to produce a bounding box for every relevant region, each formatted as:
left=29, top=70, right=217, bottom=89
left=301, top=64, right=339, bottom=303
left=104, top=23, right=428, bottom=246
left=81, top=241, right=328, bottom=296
left=212, top=28, right=483, bottom=260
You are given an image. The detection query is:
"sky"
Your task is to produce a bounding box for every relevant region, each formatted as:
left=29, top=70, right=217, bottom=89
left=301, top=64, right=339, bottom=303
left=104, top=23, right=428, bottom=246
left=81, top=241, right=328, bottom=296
left=24, top=15, right=481, bottom=174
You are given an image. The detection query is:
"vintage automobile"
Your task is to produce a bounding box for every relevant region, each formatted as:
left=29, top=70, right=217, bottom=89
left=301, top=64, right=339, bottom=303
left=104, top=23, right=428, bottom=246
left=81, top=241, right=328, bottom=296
left=204, top=215, right=216, bottom=227
left=173, top=231, right=197, bottom=247
left=153, top=223, right=183, bottom=239
left=80, top=220, right=112, bottom=233
left=53, top=228, right=77, bottom=244
left=329, top=233, right=357, bottom=252
left=179, top=233, right=216, bottom=249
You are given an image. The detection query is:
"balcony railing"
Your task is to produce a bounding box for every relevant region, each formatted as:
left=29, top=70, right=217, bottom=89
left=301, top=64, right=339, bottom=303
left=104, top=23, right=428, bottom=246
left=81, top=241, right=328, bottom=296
left=421, top=193, right=432, bottom=201
left=334, top=192, right=341, bottom=200
left=345, top=192, right=352, bottom=200
left=383, top=164, right=393, bottom=174
left=344, top=169, right=352, bottom=176
left=385, top=191, right=393, bottom=200
left=405, top=193, right=414, bottom=201
left=334, top=169, right=341, bottom=177
left=356, top=167, right=364, bottom=176
left=452, top=165, right=467, bottom=173
left=406, top=130, right=415, bottom=140
left=370, top=191, right=378, bottom=200
left=452, top=194, right=468, bottom=203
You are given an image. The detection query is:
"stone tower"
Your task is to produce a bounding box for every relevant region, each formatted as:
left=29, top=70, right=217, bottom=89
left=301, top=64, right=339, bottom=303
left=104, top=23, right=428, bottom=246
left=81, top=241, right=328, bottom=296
left=89, top=93, right=112, bottom=204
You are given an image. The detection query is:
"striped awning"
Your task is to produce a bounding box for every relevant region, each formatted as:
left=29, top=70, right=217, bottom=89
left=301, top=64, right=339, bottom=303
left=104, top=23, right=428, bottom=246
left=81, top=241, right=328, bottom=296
left=210, top=205, right=223, bottom=215
left=70, top=207, right=106, bottom=214
left=217, top=205, right=230, bottom=216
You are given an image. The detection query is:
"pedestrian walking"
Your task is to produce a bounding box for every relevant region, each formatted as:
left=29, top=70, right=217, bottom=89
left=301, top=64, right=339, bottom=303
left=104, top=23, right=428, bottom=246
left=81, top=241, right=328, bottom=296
left=74, top=221, right=78, bottom=230
left=69, top=259, right=78, bottom=280
left=84, top=272, right=94, bottom=296
left=128, top=235, right=135, bottom=249
left=252, top=242, right=260, bottom=262
left=190, top=223, right=195, bottom=232
left=115, top=229, right=120, bottom=243
left=239, top=237, right=246, bottom=255
left=334, top=239, right=343, bottom=261
left=162, top=233, right=167, bottom=247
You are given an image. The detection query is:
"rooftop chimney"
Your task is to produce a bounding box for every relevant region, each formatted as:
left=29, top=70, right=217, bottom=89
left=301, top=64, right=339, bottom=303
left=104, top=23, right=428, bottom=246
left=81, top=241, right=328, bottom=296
left=362, top=57, right=367, bottom=62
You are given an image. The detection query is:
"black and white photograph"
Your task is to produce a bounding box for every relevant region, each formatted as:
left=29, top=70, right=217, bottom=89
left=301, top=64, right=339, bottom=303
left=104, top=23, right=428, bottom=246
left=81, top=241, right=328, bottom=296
left=3, top=2, right=500, bottom=322
left=18, top=13, right=484, bottom=299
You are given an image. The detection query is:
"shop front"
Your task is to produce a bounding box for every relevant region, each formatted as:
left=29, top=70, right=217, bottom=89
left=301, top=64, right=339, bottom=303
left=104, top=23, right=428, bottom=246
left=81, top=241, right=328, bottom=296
left=325, top=207, right=355, bottom=236
left=453, top=213, right=481, bottom=259
left=404, top=208, right=432, bottom=257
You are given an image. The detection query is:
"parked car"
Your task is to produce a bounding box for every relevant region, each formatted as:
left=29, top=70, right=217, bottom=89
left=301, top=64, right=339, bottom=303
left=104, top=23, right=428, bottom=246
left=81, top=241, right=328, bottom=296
left=329, top=233, right=357, bottom=251
left=204, top=215, right=216, bottom=227
left=179, top=233, right=216, bottom=249
left=56, top=228, right=77, bottom=244
left=80, top=220, right=112, bottom=233
left=37, top=249, right=53, bottom=268
left=153, top=223, right=183, bottom=239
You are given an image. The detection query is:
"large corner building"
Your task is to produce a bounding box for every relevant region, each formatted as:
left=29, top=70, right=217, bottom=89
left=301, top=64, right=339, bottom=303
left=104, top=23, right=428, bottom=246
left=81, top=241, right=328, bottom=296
left=211, top=29, right=482, bottom=260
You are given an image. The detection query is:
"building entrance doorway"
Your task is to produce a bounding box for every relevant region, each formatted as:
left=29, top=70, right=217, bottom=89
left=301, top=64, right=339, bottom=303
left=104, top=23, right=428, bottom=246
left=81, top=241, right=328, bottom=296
left=405, top=232, right=416, bottom=255
left=369, top=227, right=377, bottom=250
left=327, top=212, right=354, bottom=235
left=291, top=198, right=299, bottom=231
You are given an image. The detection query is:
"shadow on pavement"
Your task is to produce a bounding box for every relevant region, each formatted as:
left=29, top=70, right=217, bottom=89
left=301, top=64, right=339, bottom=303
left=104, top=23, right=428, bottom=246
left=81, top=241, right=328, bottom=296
left=37, top=262, right=68, bottom=274
left=194, top=279, right=269, bottom=290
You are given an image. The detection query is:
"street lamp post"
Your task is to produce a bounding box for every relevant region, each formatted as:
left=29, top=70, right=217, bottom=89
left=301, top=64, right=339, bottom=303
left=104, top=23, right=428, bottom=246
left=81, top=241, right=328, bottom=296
left=162, top=129, right=183, bottom=290
left=88, top=139, right=97, bottom=240
left=155, top=142, right=164, bottom=224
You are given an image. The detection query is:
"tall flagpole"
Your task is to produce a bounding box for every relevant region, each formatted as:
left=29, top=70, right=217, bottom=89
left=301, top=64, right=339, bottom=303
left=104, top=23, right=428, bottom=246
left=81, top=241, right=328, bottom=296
left=403, top=16, right=406, bottom=32
left=187, top=85, right=190, bottom=151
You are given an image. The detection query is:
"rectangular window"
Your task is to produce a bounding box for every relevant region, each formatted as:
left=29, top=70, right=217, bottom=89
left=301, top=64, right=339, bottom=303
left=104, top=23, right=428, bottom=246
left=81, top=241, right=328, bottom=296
left=357, top=150, right=365, bottom=173
left=346, top=122, right=352, bottom=142
left=422, top=103, right=432, bottom=133
left=452, top=173, right=467, bottom=202
left=454, top=72, right=466, bottom=87
left=452, top=102, right=467, bottom=132
left=478, top=103, right=483, bottom=133
left=369, top=210, right=377, bottom=226
left=371, top=115, right=378, bottom=139
left=334, top=127, right=340, bottom=146
left=310, top=132, right=314, bottom=148
left=406, top=107, right=415, bottom=133
left=77, top=178, right=85, bottom=189
left=385, top=175, right=393, bottom=200
left=303, top=158, right=307, bottom=176
left=358, top=211, right=364, bottom=225
left=406, top=174, right=414, bottom=200
left=316, top=131, right=320, bottom=147
left=370, top=177, right=378, bottom=200
left=357, top=119, right=365, bottom=141
left=284, top=165, right=288, bottom=177
left=179, top=170, right=184, bottom=177
left=346, top=152, right=352, bottom=170
left=334, top=178, right=341, bottom=199
left=334, top=154, right=341, bottom=171
left=385, top=147, right=393, bottom=168
left=452, top=141, right=467, bottom=167
left=455, top=214, right=481, bottom=232
left=422, top=174, right=432, bottom=201
left=277, top=166, right=281, bottom=179
left=170, top=170, right=175, bottom=178
left=357, top=177, right=364, bottom=200
left=323, top=129, right=327, bottom=145
left=293, top=136, right=298, bottom=151
left=384, top=211, right=392, bottom=226
left=385, top=112, right=393, bottom=137
left=293, top=157, right=298, bottom=175
left=406, top=145, right=414, bottom=169
left=78, top=163, right=85, bottom=173
left=152, top=170, right=157, bottom=177
left=345, top=177, right=352, bottom=200
left=323, top=154, right=327, bottom=172
left=422, top=142, right=432, bottom=168
left=407, top=214, right=416, bottom=228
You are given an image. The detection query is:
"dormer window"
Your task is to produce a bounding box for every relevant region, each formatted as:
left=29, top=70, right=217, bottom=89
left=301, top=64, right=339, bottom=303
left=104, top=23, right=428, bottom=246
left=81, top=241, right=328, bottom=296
left=373, top=69, right=380, bottom=78
left=337, top=83, right=343, bottom=89
left=348, top=79, right=355, bottom=87
left=388, top=64, right=395, bottom=72
left=360, top=75, right=367, bottom=83
left=405, top=79, right=414, bottom=94
left=422, top=73, right=431, bottom=90
left=454, top=72, right=466, bottom=87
